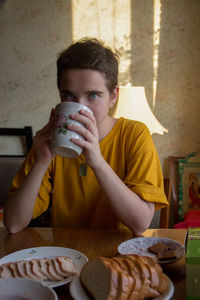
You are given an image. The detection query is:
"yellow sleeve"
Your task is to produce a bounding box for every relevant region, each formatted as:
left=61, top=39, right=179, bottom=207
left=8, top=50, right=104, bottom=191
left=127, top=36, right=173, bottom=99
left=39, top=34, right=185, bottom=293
left=124, top=123, right=168, bottom=210
left=8, top=148, right=52, bottom=219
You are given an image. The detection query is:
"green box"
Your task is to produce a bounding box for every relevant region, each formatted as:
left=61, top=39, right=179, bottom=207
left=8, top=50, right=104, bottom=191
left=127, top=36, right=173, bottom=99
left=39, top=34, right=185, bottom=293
left=186, top=228, right=200, bottom=300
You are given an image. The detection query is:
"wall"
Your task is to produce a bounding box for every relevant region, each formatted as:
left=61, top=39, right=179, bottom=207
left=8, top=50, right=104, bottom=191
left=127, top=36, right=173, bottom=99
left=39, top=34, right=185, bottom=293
left=0, top=0, right=200, bottom=176
left=0, top=0, right=71, bottom=154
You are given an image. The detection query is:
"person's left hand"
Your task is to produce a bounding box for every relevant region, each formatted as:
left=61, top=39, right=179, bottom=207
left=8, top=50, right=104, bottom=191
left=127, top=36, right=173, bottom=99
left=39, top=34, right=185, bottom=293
left=67, top=110, right=103, bottom=168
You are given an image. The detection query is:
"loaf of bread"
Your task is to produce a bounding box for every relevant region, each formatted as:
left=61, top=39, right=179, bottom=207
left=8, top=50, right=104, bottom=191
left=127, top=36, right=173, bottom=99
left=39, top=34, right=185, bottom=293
left=0, top=256, right=79, bottom=281
left=80, top=254, right=168, bottom=300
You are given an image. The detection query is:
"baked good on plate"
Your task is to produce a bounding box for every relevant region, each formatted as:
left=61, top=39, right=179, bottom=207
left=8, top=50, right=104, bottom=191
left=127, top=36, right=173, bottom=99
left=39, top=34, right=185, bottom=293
left=80, top=254, right=168, bottom=300
left=0, top=256, right=78, bottom=281
left=148, top=242, right=177, bottom=261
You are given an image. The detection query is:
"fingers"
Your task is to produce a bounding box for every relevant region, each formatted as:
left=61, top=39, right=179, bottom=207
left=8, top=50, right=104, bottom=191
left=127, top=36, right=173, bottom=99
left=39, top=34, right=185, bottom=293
left=68, top=117, right=98, bottom=144
left=68, top=110, right=102, bottom=166
left=34, top=108, right=55, bottom=139
left=44, top=108, right=55, bottom=132
left=69, top=122, right=95, bottom=142
left=68, top=110, right=99, bottom=156
left=70, top=137, right=90, bottom=149
left=49, top=108, right=55, bottom=121
left=70, top=110, right=98, bottom=137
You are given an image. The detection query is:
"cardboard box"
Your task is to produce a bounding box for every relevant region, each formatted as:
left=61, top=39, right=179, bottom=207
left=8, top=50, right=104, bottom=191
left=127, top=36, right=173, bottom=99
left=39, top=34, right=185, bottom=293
left=186, top=228, right=200, bottom=300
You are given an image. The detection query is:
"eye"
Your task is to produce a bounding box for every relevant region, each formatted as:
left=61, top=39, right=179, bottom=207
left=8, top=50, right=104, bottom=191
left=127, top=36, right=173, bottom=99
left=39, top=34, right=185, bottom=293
left=88, top=92, right=99, bottom=100
left=61, top=91, right=75, bottom=101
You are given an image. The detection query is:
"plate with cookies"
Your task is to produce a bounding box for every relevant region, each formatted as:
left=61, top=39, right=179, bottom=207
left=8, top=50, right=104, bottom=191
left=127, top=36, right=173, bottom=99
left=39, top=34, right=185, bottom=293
left=117, top=237, right=185, bottom=263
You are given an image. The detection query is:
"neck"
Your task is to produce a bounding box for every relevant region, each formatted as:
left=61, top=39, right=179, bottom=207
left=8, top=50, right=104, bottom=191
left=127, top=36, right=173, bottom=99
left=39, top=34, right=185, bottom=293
left=98, top=116, right=117, bottom=141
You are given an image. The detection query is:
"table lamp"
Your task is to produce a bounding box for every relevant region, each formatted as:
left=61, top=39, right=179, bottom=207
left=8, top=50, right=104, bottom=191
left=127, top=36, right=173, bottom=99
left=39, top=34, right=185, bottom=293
left=110, top=86, right=168, bottom=135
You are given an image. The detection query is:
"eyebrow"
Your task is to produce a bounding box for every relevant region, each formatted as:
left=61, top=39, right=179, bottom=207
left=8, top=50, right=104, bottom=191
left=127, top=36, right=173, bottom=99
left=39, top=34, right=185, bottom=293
left=87, top=90, right=104, bottom=94
left=60, top=89, right=73, bottom=94
left=61, top=89, right=104, bottom=95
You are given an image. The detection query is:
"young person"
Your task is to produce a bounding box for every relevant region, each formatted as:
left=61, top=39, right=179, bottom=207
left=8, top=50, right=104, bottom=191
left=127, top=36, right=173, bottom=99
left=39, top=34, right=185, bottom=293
left=4, top=38, right=168, bottom=234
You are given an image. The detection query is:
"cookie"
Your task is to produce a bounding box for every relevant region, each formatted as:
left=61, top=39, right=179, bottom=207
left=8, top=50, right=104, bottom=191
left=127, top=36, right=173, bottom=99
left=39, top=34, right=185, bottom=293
left=157, top=249, right=177, bottom=261
left=147, top=242, right=169, bottom=254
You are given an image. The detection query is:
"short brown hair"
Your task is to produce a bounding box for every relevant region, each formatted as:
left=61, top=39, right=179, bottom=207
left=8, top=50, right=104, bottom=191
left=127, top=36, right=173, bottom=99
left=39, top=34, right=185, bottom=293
left=57, top=38, right=118, bottom=93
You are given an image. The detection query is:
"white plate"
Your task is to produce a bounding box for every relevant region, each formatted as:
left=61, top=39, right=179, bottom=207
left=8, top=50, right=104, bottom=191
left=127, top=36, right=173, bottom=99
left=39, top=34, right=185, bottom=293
left=117, top=237, right=185, bottom=264
left=0, top=246, right=88, bottom=288
left=0, top=277, right=58, bottom=300
left=69, top=274, right=174, bottom=300
left=70, top=277, right=90, bottom=300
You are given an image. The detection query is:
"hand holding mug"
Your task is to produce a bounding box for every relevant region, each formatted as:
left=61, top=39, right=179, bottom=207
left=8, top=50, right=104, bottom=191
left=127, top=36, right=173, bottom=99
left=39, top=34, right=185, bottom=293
left=34, top=108, right=55, bottom=166
left=51, top=102, right=93, bottom=158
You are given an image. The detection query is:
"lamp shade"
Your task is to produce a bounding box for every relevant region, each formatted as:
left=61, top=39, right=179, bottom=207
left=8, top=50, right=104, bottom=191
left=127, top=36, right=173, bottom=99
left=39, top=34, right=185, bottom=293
left=110, top=86, right=168, bottom=135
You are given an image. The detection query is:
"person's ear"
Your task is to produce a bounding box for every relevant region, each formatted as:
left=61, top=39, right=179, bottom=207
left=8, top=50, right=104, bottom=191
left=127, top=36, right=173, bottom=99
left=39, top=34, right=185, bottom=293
left=110, top=86, right=119, bottom=108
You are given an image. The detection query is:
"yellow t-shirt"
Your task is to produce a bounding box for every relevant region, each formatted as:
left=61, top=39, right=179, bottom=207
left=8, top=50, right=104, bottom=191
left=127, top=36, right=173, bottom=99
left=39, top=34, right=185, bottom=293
left=8, top=118, right=168, bottom=228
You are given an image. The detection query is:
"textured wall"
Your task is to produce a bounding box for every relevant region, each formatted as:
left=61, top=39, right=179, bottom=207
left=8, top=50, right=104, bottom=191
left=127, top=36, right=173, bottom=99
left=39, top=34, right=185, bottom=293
left=0, top=0, right=200, bottom=176
left=0, top=0, right=71, bottom=154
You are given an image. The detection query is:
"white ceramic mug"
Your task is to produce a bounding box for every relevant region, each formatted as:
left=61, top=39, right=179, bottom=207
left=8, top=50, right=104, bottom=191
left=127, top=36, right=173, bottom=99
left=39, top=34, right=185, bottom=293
left=51, top=102, right=93, bottom=158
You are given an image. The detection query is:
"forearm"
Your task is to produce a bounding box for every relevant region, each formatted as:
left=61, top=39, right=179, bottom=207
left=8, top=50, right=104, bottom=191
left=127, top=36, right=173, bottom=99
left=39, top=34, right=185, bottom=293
left=92, top=158, right=155, bottom=235
left=3, top=162, right=48, bottom=234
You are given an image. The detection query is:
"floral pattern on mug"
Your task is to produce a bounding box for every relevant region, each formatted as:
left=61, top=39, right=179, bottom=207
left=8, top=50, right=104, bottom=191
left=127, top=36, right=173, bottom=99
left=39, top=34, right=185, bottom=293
left=53, top=113, right=67, bottom=129
left=53, top=113, right=69, bottom=135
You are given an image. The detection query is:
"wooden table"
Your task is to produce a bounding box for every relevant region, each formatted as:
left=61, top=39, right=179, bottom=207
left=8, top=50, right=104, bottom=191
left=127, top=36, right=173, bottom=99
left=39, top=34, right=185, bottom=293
left=0, top=227, right=187, bottom=299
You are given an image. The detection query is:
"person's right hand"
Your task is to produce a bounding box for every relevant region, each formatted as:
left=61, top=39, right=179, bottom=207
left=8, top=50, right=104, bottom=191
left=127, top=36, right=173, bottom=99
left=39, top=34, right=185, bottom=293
left=33, top=108, right=55, bottom=166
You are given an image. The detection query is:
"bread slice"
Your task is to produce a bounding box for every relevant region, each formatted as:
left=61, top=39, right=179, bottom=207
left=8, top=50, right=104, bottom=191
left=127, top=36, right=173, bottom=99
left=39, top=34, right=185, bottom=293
left=135, top=256, right=161, bottom=298
left=30, top=259, right=48, bottom=280
left=39, top=258, right=60, bottom=281
left=56, top=256, right=79, bottom=277
left=24, top=260, right=40, bottom=281
left=80, top=258, right=120, bottom=300
left=142, top=256, right=163, bottom=291
left=80, top=254, right=169, bottom=300
left=0, top=263, right=14, bottom=278
left=0, top=256, right=79, bottom=282
left=119, top=255, right=151, bottom=299
left=116, top=256, right=142, bottom=300
left=46, top=259, right=64, bottom=281
left=52, top=257, right=72, bottom=277
left=9, top=262, right=22, bottom=278
left=143, top=256, right=168, bottom=295
left=111, top=257, right=136, bottom=299
left=16, top=261, right=30, bottom=279
left=103, top=257, right=131, bottom=300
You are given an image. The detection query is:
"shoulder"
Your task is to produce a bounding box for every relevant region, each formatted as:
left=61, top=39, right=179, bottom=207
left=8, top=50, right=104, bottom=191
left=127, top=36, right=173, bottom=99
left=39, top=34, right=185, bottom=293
left=118, top=117, right=149, bottom=131
left=115, top=118, right=156, bottom=157
left=117, top=117, right=151, bottom=140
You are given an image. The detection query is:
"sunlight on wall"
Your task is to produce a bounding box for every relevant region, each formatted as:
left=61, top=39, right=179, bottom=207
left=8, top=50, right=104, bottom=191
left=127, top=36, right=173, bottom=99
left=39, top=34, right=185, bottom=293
left=71, top=0, right=132, bottom=85
left=72, top=0, right=162, bottom=91
left=153, top=0, right=161, bottom=108
left=71, top=0, right=167, bottom=135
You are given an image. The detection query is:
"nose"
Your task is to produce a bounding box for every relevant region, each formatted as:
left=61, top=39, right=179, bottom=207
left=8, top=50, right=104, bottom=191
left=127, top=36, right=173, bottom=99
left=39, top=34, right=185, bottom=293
left=77, top=97, right=87, bottom=106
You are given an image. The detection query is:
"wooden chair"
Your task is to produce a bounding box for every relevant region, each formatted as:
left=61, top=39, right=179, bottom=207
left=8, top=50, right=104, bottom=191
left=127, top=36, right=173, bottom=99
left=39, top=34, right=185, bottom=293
left=0, top=126, right=52, bottom=227
left=0, top=126, right=33, bottom=157
left=149, top=177, right=172, bottom=229
left=0, top=157, right=25, bottom=207
left=168, top=156, right=184, bottom=225
left=159, top=177, right=172, bottom=228
left=0, top=126, right=34, bottom=207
